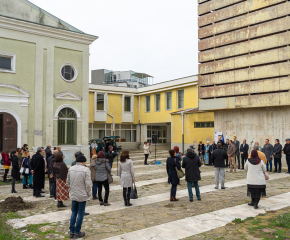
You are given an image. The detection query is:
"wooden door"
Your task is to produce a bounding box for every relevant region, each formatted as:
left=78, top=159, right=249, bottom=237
left=2, top=113, right=17, bottom=152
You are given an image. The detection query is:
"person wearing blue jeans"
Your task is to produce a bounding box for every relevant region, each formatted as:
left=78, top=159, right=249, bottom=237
left=67, top=155, right=91, bottom=239
left=92, top=181, right=98, bottom=199
left=182, top=148, right=202, bottom=202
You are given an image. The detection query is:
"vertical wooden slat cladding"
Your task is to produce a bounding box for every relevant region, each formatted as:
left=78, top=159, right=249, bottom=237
left=199, top=62, right=290, bottom=86
left=199, top=0, right=286, bottom=27
left=199, top=2, right=290, bottom=39
left=199, top=32, right=290, bottom=62
left=199, top=47, right=290, bottom=74
left=198, top=0, right=244, bottom=16
left=199, top=77, right=290, bottom=99
left=198, top=17, right=290, bottom=51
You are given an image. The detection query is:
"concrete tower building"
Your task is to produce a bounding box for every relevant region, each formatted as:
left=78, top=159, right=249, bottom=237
left=198, top=0, right=290, bottom=144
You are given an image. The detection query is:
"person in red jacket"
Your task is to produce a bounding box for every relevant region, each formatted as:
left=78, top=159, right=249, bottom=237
left=2, top=151, right=11, bottom=183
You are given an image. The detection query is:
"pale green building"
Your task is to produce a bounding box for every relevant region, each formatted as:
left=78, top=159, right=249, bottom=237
left=0, top=0, right=97, bottom=161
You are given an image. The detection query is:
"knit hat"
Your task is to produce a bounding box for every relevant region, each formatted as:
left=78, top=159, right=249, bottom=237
left=187, top=148, right=193, bottom=153
left=75, top=151, right=83, bottom=158
left=97, top=151, right=105, bottom=158
left=76, top=155, right=87, bottom=162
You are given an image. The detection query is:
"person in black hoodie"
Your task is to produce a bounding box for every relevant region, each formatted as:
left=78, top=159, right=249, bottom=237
left=107, top=146, right=119, bottom=168
left=211, top=143, right=227, bottom=189
left=11, top=151, right=19, bottom=193
left=182, top=148, right=202, bottom=202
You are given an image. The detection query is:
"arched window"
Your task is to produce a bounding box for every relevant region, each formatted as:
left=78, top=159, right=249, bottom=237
left=58, top=108, right=77, bottom=145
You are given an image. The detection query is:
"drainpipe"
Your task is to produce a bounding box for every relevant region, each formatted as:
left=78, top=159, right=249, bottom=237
left=107, top=113, right=115, bottom=137
left=139, top=95, right=141, bottom=147
left=182, top=112, right=184, bottom=153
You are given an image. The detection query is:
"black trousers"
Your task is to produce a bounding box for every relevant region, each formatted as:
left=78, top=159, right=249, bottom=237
left=123, top=187, right=132, bottom=201
left=97, top=180, right=109, bottom=203
left=251, top=197, right=260, bottom=205
left=3, top=169, right=9, bottom=181
left=33, top=188, right=41, bottom=196
left=241, top=156, right=247, bottom=169
left=144, top=154, right=149, bottom=165
left=225, top=155, right=229, bottom=167
left=49, top=178, right=55, bottom=196
left=235, top=155, right=241, bottom=169
left=11, top=177, right=16, bottom=190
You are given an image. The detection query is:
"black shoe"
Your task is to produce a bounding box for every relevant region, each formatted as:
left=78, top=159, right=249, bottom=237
left=278, top=171, right=281, bottom=173
left=274, top=171, right=277, bottom=172
left=74, top=232, right=85, bottom=239
left=215, top=187, right=218, bottom=189
left=254, top=204, right=258, bottom=209
left=248, top=202, right=254, bottom=206
left=286, top=172, right=290, bottom=174
left=84, top=212, right=89, bottom=216
left=93, top=196, right=98, bottom=200
left=11, top=189, right=18, bottom=193
left=127, top=201, right=132, bottom=207
left=57, top=201, right=67, bottom=208
left=3, top=180, right=9, bottom=183
left=29, top=185, right=33, bottom=189
left=40, top=190, right=45, bottom=193
left=190, top=199, right=193, bottom=202
left=198, top=198, right=201, bottom=201
left=69, top=232, right=74, bottom=238
left=124, top=201, right=128, bottom=206
left=221, top=187, right=226, bottom=189
left=36, top=194, right=45, bottom=198
left=23, top=185, right=28, bottom=189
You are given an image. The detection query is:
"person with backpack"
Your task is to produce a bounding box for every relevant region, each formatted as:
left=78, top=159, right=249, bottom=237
left=1, top=151, right=11, bottom=183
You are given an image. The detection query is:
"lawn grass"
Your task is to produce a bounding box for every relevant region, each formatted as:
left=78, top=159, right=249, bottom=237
left=0, top=212, right=25, bottom=240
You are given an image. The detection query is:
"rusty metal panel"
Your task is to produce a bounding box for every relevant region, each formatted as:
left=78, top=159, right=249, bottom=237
left=199, top=0, right=285, bottom=27
left=199, top=62, right=290, bottom=86
left=199, top=2, right=290, bottom=39
left=198, top=0, right=245, bottom=16
left=199, top=17, right=290, bottom=51
left=199, top=77, right=290, bottom=98
left=199, top=47, right=289, bottom=74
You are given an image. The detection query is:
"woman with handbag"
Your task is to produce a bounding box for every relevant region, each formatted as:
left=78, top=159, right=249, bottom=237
left=11, top=151, right=19, bottom=193
left=118, top=150, right=135, bottom=207
left=245, top=150, right=267, bottom=209
left=143, top=141, right=150, bottom=165
left=53, top=152, right=69, bottom=208
left=166, top=149, right=182, bottom=201
left=21, top=151, right=33, bottom=189
left=95, top=151, right=111, bottom=206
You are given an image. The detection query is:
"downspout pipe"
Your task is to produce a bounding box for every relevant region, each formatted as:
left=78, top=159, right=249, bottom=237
left=107, top=113, right=115, bottom=137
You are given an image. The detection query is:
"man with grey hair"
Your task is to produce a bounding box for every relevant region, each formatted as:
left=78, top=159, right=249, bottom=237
left=249, top=145, right=267, bottom=165
left=31, top=147, right=45, bottom=197
left=182, top=148, right=202, bottom=202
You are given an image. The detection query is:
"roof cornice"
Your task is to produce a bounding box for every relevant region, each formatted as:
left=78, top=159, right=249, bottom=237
left=0, top=15, right=98, bottom=45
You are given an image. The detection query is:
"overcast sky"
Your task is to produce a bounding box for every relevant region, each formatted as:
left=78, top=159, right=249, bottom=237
left=30, top=0, right=198, bottom=83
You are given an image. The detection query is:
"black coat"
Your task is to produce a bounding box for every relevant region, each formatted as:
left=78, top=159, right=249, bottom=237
left=240, top=143, right=249, bottom=159
left=209, top=144, right=217, bottom=154
left=182, top=152, right=201, bottom=182
left=283, top=143, right=290, bottom=156
left=11, top=155, right=19, bottom=179
left=273, top=143, right=282, bottom=158
left=31, top=152, right=45, bottom=189
left=211, top=149, right=227, bottom=168
left=166, top=156, right=181, bottom=185
left=198, top=144, right=205, bottom=156
left=46, top=154, right=55, bottom=177
left=107, top=151, right=117, bottom=163
left=45, top=148, right=52, bottom=160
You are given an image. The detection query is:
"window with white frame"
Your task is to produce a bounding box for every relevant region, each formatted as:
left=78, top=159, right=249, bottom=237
left=96, top=94, right=105, bottom=111
left=147, top=126, right=167, bottom=143
left=124, top=96, right=131, bottom=112
left=146, top=95, right=150, bottom=112
left=178, top=89, right=184, bottom=109
left=0, top=52, right=16, bottom=73
left=166, top=92, right=172, bottom=110
left=60, top=63, right=78, bottom=82
left=155, top=94, right=160, bottom=111
left=115, top=124, right=137, bottom=142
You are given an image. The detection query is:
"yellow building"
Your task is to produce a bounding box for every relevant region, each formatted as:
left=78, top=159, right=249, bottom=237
left=89, top=75, right=215, bottom=151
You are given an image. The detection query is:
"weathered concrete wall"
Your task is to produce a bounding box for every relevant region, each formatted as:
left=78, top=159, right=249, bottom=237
left=199, top=0, right=246, bottom=15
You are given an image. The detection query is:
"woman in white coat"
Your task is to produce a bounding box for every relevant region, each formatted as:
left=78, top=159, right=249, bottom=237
left=143, top=141, right=150, bottom=165
left=245, top=150, right=267, bottom=209
left=118, top=150, right=135, bottom=207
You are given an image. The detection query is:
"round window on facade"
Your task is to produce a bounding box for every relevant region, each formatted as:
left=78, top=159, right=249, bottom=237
left=60, top=64, right=78, bottom=82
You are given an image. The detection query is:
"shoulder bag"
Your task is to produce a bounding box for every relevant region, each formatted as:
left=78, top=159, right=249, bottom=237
left=19, top=159, right=25, bottom=174
left=105, top=162, right=113, bottom=184
left=130, top=182, right=138, bottom=199
left=175, top=159, right=185, bottom=179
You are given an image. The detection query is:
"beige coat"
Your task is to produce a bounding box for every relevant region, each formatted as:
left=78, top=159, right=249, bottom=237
left=245, top=160, right=266, bottom=186
left=227, top=144, right=236, bottom=157
left=143, top=144, right=150, bottom=154
left=66, top=162, right=92, bottom=202
left=118, top=159, right=135, bottom=188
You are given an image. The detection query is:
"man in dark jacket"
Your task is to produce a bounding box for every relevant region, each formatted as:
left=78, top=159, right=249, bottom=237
left=209, top=140, right=217, bottom=165
left=45, top=145, right=52, bottom=161
left=273, top=139, right=282, bottom=173
left=262, top=139, right=274, bottom=172
left=224, top=139, right=229, bottom=168
left=47, top=150, right=58, bottom=198
left=240, top=139, right=249, bottom=170
left=107, top=146, right=119, bottom=168
left=233, top=136, right=240, bottom=169
left=31, top=147, right=45, bottom=197
left=282, top=138, right=290, bottom=174
left=211, top=143, right=227, bottom=189
left=182, top=148, right=201, bottom=202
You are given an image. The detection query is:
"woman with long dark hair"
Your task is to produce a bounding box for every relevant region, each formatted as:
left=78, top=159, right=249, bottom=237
left=10, top=151, right=19, bottom=193
left=53, top=152, right=69, bottom=208
left=166, top=149, right=181, bottom=201
left=118, top=150, right=135, bottom=206
left=245, top=150, right=267, bottom=209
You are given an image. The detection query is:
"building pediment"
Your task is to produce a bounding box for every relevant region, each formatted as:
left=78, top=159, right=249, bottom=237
left=0, top=83, right=29, bottom=106
left=54, top=91, right=82, bottom=101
